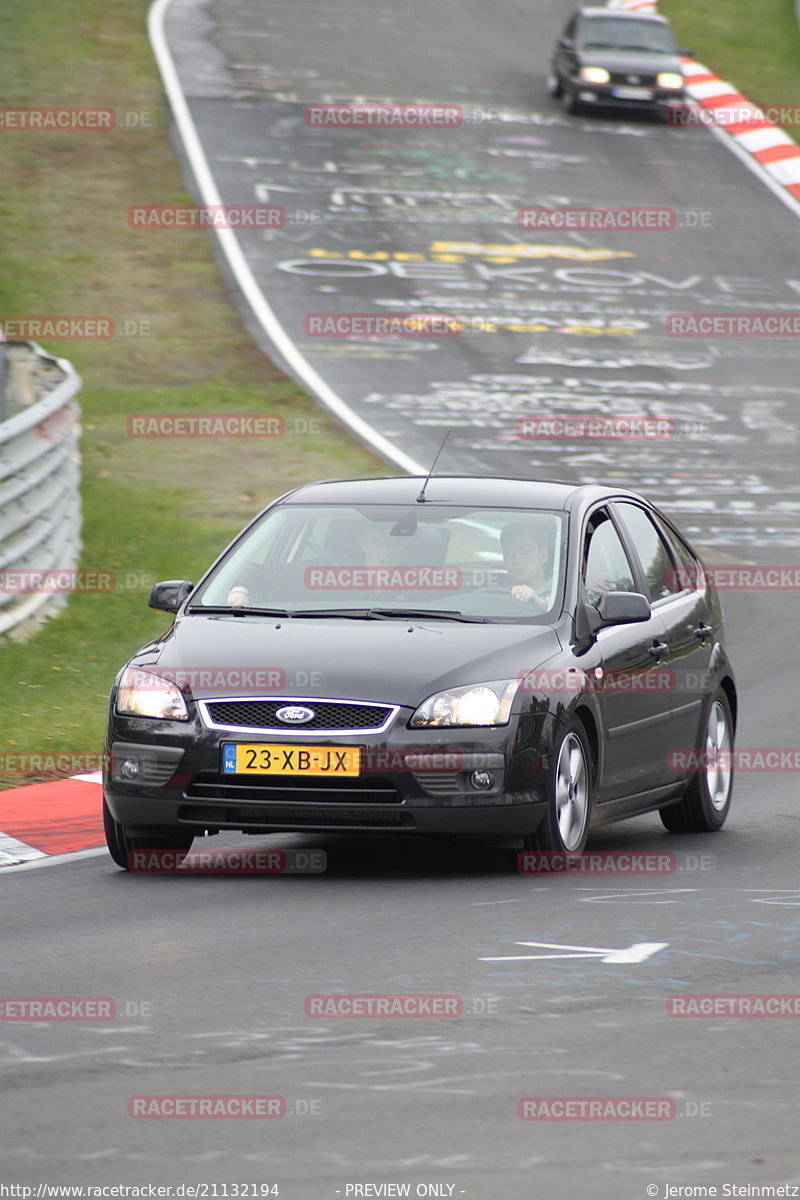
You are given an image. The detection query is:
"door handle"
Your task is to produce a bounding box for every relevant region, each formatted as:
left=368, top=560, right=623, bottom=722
left=694, top=623, right=713, bottom=642
left=648, top=641, right=669, bottom=660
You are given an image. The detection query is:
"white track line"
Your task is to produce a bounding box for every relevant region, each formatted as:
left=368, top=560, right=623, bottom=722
left=0, top=846, right=107, bottom=874
left=0, top=832, right=47, bottom=867
left=147, top=0, right=425, bottom=476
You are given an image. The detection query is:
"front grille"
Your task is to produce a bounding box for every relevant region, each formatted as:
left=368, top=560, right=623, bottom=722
left=201, top=698, right=397, bottom=733
left=185, top=773, right=403, bottom=805
left=609, top=71, right=658, bottom=86
left=178, top=803, right=413, bottom=829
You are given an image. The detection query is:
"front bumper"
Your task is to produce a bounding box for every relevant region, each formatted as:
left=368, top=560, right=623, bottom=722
left=571, top=83, right=685, bottom=111
left=104, top=705, right=554, bottom=839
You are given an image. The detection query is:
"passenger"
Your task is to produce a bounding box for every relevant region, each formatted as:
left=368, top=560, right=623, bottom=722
left=227, top=524, right=401, bottom=605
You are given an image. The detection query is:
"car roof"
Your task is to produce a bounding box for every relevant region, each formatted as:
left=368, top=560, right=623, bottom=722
left=277, top=475, right=649, bottom=513
left=577, top=7, right=671, bottom=23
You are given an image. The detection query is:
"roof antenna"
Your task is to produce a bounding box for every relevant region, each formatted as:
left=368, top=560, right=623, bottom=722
left=416, top=429, right=452, bottom=504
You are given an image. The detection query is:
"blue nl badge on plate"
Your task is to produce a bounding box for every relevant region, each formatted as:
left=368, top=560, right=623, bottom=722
left=222, top=743, right=237, bottom=774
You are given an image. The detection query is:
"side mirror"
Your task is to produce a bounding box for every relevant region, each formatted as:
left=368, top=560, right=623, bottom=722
left=559, top=37, right=574, bottom=49
left=677, top=47, right=692, bottom=57
left=148, top=579, right=193, bottom=613
left=595, top=591, right=651, bottom=625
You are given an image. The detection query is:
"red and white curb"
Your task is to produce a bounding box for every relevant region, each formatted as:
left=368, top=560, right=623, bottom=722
left=0, top=772, right=104, bottom=868
left=682, top=59, right=800, bottom=210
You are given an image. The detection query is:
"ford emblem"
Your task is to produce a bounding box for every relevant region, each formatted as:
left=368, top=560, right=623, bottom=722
left=275, top=705, right=315, bottom=724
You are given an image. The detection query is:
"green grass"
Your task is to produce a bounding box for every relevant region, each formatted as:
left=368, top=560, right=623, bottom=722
left=0, top=0, right=385, bottom=784
left=661, top=0, right=800, bottom=125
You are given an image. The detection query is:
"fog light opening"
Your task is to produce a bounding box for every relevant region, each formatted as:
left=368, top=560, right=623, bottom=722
left=470, top=770, right=494, bottom=791
left=120, top=759, right=142, bottom=780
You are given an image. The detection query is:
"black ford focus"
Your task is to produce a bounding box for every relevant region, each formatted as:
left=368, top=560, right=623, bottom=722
left=103, top=477, right=737, bottom=868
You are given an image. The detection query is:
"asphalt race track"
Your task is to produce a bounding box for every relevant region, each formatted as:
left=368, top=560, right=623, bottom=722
left=3, top=0, right=800, bottom=1196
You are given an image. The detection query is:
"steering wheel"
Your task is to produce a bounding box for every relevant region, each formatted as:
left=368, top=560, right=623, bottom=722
left=472, top=583, right=515, bottom=596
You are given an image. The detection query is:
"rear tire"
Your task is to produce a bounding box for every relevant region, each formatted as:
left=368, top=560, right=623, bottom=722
left=523, top=718, right=593, bottom=854
left=103, top=796, right=194, bottom=869
left=660, top=689, right=734, bottom=832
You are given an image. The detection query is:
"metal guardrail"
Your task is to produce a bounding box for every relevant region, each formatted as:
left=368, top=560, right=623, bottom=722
left=0, top=341, right=83, bottom=640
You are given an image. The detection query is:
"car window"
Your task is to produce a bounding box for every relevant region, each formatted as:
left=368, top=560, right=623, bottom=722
left=582, top=509, right=636, bottom=606
left=578, top=17, right=676, bottom=53
left=191, top=504, right=567, bottom=623
left=614, top=502, right=683, bottom=602
left=653, top=517, right=705, bottom=592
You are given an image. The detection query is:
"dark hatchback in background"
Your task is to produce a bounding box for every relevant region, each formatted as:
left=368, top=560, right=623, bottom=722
left=549, top=6, right=688, bottom=117
left=103, top=477, right=737, bottom=869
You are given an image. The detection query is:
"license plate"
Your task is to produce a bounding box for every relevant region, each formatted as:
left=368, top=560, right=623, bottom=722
left=611, top=86, right=653, bottom=100
left=222, top=743, right=361, bottom=777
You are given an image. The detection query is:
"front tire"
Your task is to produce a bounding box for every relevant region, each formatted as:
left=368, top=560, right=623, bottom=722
left=562, top=86, right=580, bottom=115
left=523, top=718, right=593, bottom=853
left=547, top=71, right=563, bottom=98
left=103, top=797, right=194, bottom=869
left=660, top=689, right=734, bottom=832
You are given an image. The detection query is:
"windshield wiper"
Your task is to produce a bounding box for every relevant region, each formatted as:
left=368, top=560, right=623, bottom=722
left=290, top=608, right=376, bottom=618
left=287, top=607, right=487, bottom=623
left=620, top=45, right=671, bottom=53
left=186, top=605, right=294, bottom=617
left=365, top=608, right=487, bottom=623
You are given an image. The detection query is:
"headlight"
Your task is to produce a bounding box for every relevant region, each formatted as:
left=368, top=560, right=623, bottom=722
left=410, top=679, right=521, bottom=728
left=657, top=72, right=684, bottom=89
left=579, top=67, right=610, bottom=84
left=116, top=668, right=189, bottom=720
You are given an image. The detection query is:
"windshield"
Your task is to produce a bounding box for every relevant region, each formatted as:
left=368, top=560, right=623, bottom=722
left=190, top=504, right=567, bottom=623
left=579, top=17, right=677, bottom=54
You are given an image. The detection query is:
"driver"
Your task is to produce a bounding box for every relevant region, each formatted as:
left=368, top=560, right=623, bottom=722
left=358, top=525, right=403, bottom=569
left=500, top=523, right=551, bottom=610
